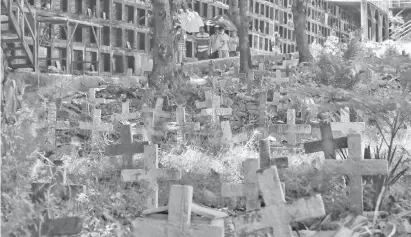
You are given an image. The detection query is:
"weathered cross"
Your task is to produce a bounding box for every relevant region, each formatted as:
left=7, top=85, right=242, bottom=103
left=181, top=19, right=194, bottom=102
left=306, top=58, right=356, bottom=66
left=304, top=121, right=348, bottom=160
left=122, top=144, right=181, bottom=208
left=140, top=97, right=171, bottom=142
left=112, top=100, right=140, bottom=121
left=230, top=166, right=326, bottom=236
left=260, top=69, right=290, bottom=86
left=331, top=107, right=365, bottom=135
left=133, top=185, right=227, bottom=237
left=105, top=124, right=149, bottom=169
left=322, top=133, right=388, bottom=214
left=79, top=109, right=113, bottom=145
left=196, top=91, right=232, bottom=126
left=268, top=109, right=311, bottom=145
left=88, top=88, right=116, bottom=105
left=42, top=103, right=70, bottom=149
left=175, top=105, right=200, bottom=142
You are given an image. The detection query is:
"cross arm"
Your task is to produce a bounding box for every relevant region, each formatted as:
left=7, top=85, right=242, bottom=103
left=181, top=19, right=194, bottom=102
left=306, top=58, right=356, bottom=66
left=105, top=142, right=148, bottom=156
left=121, top=168, right=181, bottom=182
left=268, top=124, right=311, bottom=134
left=304, top=137, right=348, bottom=154
left=323, top=160, right=388, bottom=176
left=200, top=108, right=233, bottom=116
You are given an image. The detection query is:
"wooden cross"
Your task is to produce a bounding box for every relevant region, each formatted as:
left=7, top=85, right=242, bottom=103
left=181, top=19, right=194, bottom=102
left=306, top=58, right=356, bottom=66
left=230, top=166, right=326, bottom=236
left=196, top=91, right=232, bottom=126
left=121, top=144, right=181, bottom=208
left=133, top=185, right=226, bottom=237
left=140, top=97, right=171, bottom=142
left=79, top=109, right=113, bottom=145
left=45, top=103, right=70, bottom=148
left=221, top=139, right=289, bottom=211
left=304, top=121, right=349, bottom=160
left=112, top=100, right=140, bottom=121
left=331, top=107, right=365, bottom=134
left=268, top=109, right=311, bottom=145
left=322, top=133, right=388, bottom=214
left=175, top=105, right=200, bottom=142
left=88, top=88, right=116, bottom=105
left=105, top=124, right=149, bottom=169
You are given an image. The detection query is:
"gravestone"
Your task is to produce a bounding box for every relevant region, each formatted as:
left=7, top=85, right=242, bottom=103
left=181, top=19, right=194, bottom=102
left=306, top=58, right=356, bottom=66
left=175, top=105, right=200, bottom=142
left=88, top=88, right=115, bottom=105
left=322, top=134, right=388, bottom=214
left=220, top=121, right=248, bottom=146
left=330, top=107, right=365, bottom=134
left=112, top=101, right=140, bottom=121
left=133, top=185, right=227, bottom=237
left=230, top=166, right=326, bottom=236
left=269, top=109, right=311, bottom=145
left=105, top=124, right=149, bottom=169
left=140, top=97, right=171, bottom=142
left=304, top=121, right=348, bottom=159
left=78, top=109, right=113, bottom=145
left=121, top=144, right=181, bottom=208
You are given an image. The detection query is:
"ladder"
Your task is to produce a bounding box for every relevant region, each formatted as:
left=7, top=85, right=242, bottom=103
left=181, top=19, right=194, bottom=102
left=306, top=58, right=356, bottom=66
left=0, top=0, right=36, bottom=70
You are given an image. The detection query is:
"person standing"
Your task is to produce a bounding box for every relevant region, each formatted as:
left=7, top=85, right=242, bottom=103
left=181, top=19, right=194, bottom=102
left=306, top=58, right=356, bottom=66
left=195, top=26, right=210, bottom=61
left=176, top=26, right=187, bottom=64
left=209, top=27, right=222, bottom=59
left=218, top=28, right=230, bottom=58
left=228, top=30, right=239, bottom=57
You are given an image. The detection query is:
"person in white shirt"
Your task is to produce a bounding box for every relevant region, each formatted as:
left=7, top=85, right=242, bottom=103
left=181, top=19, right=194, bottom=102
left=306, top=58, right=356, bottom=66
left=209, top=27, right=222, bottom=59
left=218, top=28, right=230, bottom=58
left=228, top=30, right=239, bottom=57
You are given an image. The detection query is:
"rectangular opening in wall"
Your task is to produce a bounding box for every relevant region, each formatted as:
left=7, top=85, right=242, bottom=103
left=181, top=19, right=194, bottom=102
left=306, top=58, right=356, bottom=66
left=59, top=26, right=67, bottom=40
left=186, top=40, right=193, bottom=58
left=137, top=32, right=146, bottom=50
left=89, top=27, right=97, bottom=43
left=150, top=35, right=154, bottom=51
left=115, top=28, right=123, bottom=47
left=259, top=36, right=263, bottom=50
left=75, top=0, right=82, bottom=14
left=90, top=51, right=97, bottom=71
left=102, top=0, right=110, bottom=19
left=127, top=56, right=134, bottom=72
left=194, top=1, right=200, bottom=13
left=137, top=9, right=146, bottom=26
left=102, top=26, right=110, bottom=46
left=249, top=20, right=253, bottom=30
left=61, top=0, right=68, bottom=12
left=73, top=50, right=83, bottom=71
left=115, top=3, right=122, bottom=21
left=89, top=0, right=97, bottom=16
left=270, top=7, right=274, bottom=20
left=266, top=5, right=269, bottom=18
left=202, top=3, right=207, bottom=17
left=275, top=9, right=278, bottom=21
left=249, top=34, right=252, bottom=47
left=74, top=26, right=82, bottom=42
left=113, top=54, right=123, bottom=73
left=212, top=6, right=216, bottom=17
left=259, top=20, right=264, bottom=33
left=254, top=19, right=258, bottom=31
left=126, top=5, right=134, bottom=23
left=265, top=38, right=269, bottom=51
left=253, top=35, right=258, bottom=49
left=57, top=48, right=67, bottom=70
left=260, top=4, right=264, bottom=16
left=101, top=53, right=110, bottom=72
left=219, top=8, right=223, bottom=15
left=279, top=26, right=283, bottom=37
left=255, top=2, right=259, bottom=14
left=126, top=29, right=135, bottom=49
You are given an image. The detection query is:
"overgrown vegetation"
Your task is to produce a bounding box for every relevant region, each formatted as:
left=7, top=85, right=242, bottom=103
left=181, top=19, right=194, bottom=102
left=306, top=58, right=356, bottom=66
left=2, top=33, right=411, bottom=236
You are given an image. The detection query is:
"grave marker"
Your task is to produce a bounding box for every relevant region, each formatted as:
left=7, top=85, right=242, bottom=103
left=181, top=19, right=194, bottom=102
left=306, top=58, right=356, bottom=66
left=43, top=103, right=70, bottom=148
left=112, top=100, right=140, bottom=121
left=230, top=166, right=326, bottom=236
left=122, top=144, right=181, bottom=208
left=88, top=88, right=116, bottom=105
left=140, top=97, right=171, bottom=142
left=331, top=107, right=365, bottom=134
left=259, top=138, right=289, bottom=169
left=78, top=109, right=113, bottom=145
left=30, top=214, right=83, bottom=237
left=197, top=91, right=232, bottom=126
left=220, top=121, right=248, bottom=146
left=269, top=109, right=311, bottom=145
left=175, top=105, right=200, bottom=142
left=304, top=121, right=348, bottom=159
left=105, top=124, right=149, bottom=169
left=133, top=185, right=227, bottom=237
left=322, top=134, right=388, bottom=214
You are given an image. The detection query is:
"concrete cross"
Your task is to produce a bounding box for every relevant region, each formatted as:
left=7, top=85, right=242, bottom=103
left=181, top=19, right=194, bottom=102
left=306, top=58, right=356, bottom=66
left=42, top=103, right=70, bottom=149
left=330, top=107, right=365, bottom=134
left=105, top=124, right=149, bottom=169
left=220, top=121, right=248, bottom=146
left=230, top=166, right=326, bottom=236
left=175, top=105, right=200, bottom=142
left=78, top=109, right=113, bottom=145
left=122, top=144, right=181, bottom=209
left=197, top=91, right=232, bottom=126
left=269, top=109, right=311, bottom=145
left=261, top=69, right=290, bottom=85
left=140, top=97, right=171, bottom=142
left=88, top=88, right=116, bottom=105
left=304, top=121, right=348, bottom=160
left=322, top=134, right=388, bottom=214
left=112, top=100, right=140, bottom=121
left=133, top=185, right=227, bottom=237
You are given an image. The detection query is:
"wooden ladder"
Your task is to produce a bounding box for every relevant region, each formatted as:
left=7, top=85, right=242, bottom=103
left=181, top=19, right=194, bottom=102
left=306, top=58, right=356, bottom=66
left=0, top=0, right=36, bottom=70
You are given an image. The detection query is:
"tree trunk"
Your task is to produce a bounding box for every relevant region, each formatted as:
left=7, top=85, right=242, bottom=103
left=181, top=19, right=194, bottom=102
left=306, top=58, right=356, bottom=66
left=292, top=0, right=312, bottom=63
left=149, top=0, right=175, bottom=88
left=228, top=0, right=252, bottom=74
